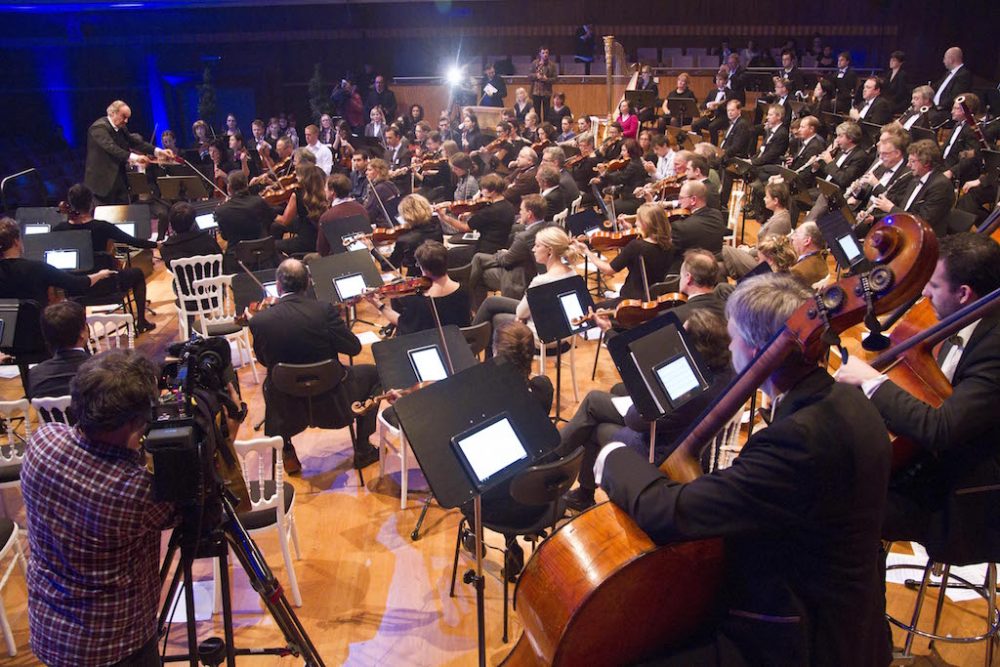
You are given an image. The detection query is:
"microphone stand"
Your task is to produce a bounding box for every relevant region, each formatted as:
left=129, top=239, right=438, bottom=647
left=0, top=168, right=37, bottom=214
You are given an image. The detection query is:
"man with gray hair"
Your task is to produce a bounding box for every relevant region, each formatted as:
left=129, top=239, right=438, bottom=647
left=535, top=163, right=568, bottom=220
left=503, top=146, right=541, bottom=207
left=596, top=273, right=892, bottom=666
left=85, top=99, right=175, bottom=204
left=541, top=145, right=580, bottom=203
left=247, top=258, right=381, bottom=473
left=789, top=221, right=829, bottom=286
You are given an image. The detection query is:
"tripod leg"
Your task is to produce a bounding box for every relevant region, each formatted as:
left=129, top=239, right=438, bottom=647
left=218, top=548, right=237, bottom=667
left=182, top=556, right=199, bottom=667
left=411, top=496, right=432, bottom=541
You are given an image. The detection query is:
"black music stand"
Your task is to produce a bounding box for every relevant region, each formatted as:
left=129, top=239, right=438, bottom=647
left=667, top=98, right=699, bottom=125
left=157, top=176, right=209, bottom=201
left=822, top=111, right=848, bottom=130
left=357, top=136, right=387, bottom=160
left=859, top=121, right=882, bottom=147
left=14, top=206, right=64, bottom=230
left=126, top=172, right=152, bottom=198
left=393, top=360, right=559, bottom=667
left=566, top=209, right=607, bottom=296
left=0, top=299, right=49, bottom=392
left=94, top=203, right=153, bottom=241
left=625, top=90, right=656, bottom=113
left=525, top=275, right=596, bottom=422
left=320, top=213, right=373, bottom=255
left=0, top=301, right=18, bottom=349
left=607, top=311, right=713, bottom=464
left=816, top=208, right=872, bottom=274
left=23, top=230, right=94, bottom=272
left=307, top=250, right=384, bottom=328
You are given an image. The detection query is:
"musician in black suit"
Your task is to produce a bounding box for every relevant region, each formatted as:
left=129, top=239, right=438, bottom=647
left=836, top=233, right=1000, bottom=566
left=776, top=49, right=805, bottom=94
left=931, top=47, right=973, bottom=123
left=813, top=120, right=869, bottom=190
left=850, top=77, right=893, bottom=126
left=898, top=86, right=935, bottom=132
left=848, top=134, right=912, bottom=234
left=865, top=139, right=954, bottom=237
left=84, top=100, right=173, bottom=205
left=719, top=100, right=751, bottom=160
left=691, top=73, right=735, bottom=144
left=833, top=52, right=859, bottom=112
left=750, top=105, right=789, bottom=167
left=536, top=165, right=568, bottom=220
left=384, top=125, right=413, bottom=194
left=885, top=51, right=911, bottom=115
left=940, top=94, right=983, bottom=185
left=724, top=53, right=747, bottom=105
left=667, top=181, right=727, bottom=274
left=599, top=273, right=892, bottom=666
left=247, top=259, right=380, bottom=474
left=26, top=301, right=90, bottom=400
left=214, top=171, right=276, bottom=273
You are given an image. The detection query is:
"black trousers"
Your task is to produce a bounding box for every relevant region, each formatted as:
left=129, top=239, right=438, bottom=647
left=557, top=388, right=628, bottom=490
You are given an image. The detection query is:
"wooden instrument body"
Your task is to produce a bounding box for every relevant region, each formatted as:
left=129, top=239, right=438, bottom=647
left=503, top=502, right=724, bottom=667
left=613, top=293, right=687, bottom=328
left=587, top=230, right=638, bottom=251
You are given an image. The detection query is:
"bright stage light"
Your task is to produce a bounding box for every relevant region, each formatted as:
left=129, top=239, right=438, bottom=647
left=445, top=66, right=465, bottom=87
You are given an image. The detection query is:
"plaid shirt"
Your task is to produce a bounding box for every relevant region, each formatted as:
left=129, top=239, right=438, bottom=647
left=453, top=174, right=480, bottom=202
left=22, top=423, right=175, bottom=667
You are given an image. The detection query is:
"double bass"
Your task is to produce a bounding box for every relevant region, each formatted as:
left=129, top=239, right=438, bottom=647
left=503, top=213, right=938, bottom=666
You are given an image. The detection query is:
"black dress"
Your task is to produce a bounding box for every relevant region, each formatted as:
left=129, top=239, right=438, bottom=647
left=610, top=238, right=675, bottom=300
left=393, top=287, right=471, bottom=336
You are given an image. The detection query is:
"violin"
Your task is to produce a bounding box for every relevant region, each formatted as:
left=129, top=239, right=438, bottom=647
left=564, top=154, right=585, bottom=168
left=574, top=292, right=688, bottom=329
left=596, top=157, right=628, bottom=173
left=343, top=226, right=406, bottom=248
left=342, top=275, right=432, bottom=307
left=503, top=214, right=939, bottom=667
left=350, top=380, right=436, bottom=416
left=261, top=170, right=299, bottom=206
left=433, top=200, right=489, bottom=216
left=235, top=296, right=278, bottom=327
left=584, top=230, right=640, bottom=251
left=649, top=174, right=683, bottom=196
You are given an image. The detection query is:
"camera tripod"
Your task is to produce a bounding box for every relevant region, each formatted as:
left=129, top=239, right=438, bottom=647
left=157, top=490, right=324, bottom=666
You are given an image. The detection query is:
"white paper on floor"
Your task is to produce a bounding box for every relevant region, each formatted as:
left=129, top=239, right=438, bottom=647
left=166, top=579, right=215, bottom=622
left=357, top=331, right=381, bottom=346
left=579, top=326, right=602, bottom=341
left=886, top=542, right=994, bottom=602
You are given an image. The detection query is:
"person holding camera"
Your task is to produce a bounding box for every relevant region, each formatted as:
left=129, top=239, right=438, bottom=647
left=21, top=349, right=177, bottom=667
left=247, top=258, right=381, bottom=474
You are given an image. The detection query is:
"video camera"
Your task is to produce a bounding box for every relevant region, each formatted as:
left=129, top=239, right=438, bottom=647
left=145, top=336, right=243, bottom=523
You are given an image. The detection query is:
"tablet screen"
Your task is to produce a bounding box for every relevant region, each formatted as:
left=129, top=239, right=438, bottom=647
left=452, top=415, right=529, bottom=488
left=558, top=290, right=587, bottom=332
left=333, top=273, right=367, bottom=301
left=342, top=235, right=367, bottom=252
left=195, top=213, right=217, bottom=230
left=262, top=281, right=279, bottom=298
left=407, top=345, right=449, bottom=382
left=114, top=222, right=136, bottom=237
left=24, top=224, right=50, bottom=235
left=653, top=354, right=704, bottom=404
left=44, top=249, right=79, bottom=270
left=837, top=234, right=862, bottom=264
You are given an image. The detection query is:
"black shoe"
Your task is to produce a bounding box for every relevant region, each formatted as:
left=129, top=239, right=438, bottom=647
left=353, top=444, right=379, bottom=469
left=378, top=324, right=396, bottom=339
left=504, top=539, right=524, bottom=582
left=562, top=487, right=595, bottom=512
left=136, top=320, right=157, bottom=334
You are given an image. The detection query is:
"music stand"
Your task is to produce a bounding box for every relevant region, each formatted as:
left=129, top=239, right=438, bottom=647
left=23, top=230, right=94, bottom=272
left=910, top=126, right=938, bottom=145
left=320, top=213, right=373, bottom=255
left=230, top=268, right=309, bottom=314
left=94, top=203, right=153, bottom=241
left=666, top=98, right=699, bottom=124
left=822, top=111, right=847, bottom=129
left=0, top=300, right=18, bottom=349
left=859, top=121, right=881, bottom=147
left=307, top=250, right=384, bottom=328
left=126, top=172, right=152, bottom=198
left=607, top=310, right=713, bottom=464
left=565, top=209, right=604, bottom=237
left=357, top=136, right=387, bottom=160
left=625, top=90, right=656, bottom=113
left=393, top=360, right=559, bottom=667
left=525, top=274, right=596, bottom=422
left=816, top=208, right=872, bottom=274
left=157, top=176, right=209, bottom=201
left=14, top=206, right=65, bottom=230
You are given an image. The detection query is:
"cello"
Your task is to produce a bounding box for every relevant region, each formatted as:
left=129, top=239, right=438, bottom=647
left=503, top=213, right=938, bottom=666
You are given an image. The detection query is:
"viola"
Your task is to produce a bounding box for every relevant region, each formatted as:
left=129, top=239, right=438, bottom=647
left=504, top=213, right=939, bottom=666
left=584, top=230, right=639, bottom=251
left=343, top=226, right=407, bottom=248
left=574, top=292, right=688, bottom=329
left=342, top=275, right=432, bottom=307
left=596, top=157, right=628, bottom=173
left=350, top=380, right=436, bottom=416
left=530, top=137, right=551, bottom=154
left=434, top=200, right=489, bottom=216
left=564, top=154, right=585, bottom=168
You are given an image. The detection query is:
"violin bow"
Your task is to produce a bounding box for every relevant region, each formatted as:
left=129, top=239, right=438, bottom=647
left=237, top=260, right=269, bottom=295
left=639, top=255, right=651, bottom=302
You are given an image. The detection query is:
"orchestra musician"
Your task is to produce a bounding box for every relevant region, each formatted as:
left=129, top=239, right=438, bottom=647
left=56, top=183, right=159, bottom=334
left=833, top=52, right=859, bottom=111
left=540, top=145, right=580, bottom=203
left=940, top=93, right=982, bottom=184
left=615, top=99, right=639, bottom=140
left=413, top=132, right=452, bottom=202
left=84, top=100, right=176, bottom=205
left=569, top=136, right=601, bottom=204
left=441, top=174, right=516, bottom=266
left=535, top=164, right=568, bottom=221
left=215, top=170, right=276, bottom=271
left=635, top=64, right=660, bottom=123
left=898, top=86, right=934, bottom=131
left=590, top=138, right=648, bottom=216
left=836, top=233, right=1000, bottom=567
left=788, top=222, right=830, bottom=286
left=247, top=258, right=381, bottom=475
left=930, top=47, right=973, bottom=125
left=479, top=62, right=507, bottom=107
left=556, top=116, right=576, bottom=144
left=691, top=73, right=735, bottom=144
left=719, top=100, right=752, bottom=161
left=529, top=46, right=558, bottom=122
left=249, top=136, right=294, bottom=192
left=548, top=92, right=572, bottom=126
left=862, top=139, right=953, bottom=237
left=811, top=120, right=868, bottom=190
left=849, top=77, right=893, bottom=125
left=382, top=194, right=443, bottom=276
left=776, top=48, right=805, bottom=94
left=270, top=164, right=327, bottom=255
left=721, top=181, right=794, bottom=279
left=349, top=151, right=369, bottom=200
left=331, top=120, right=356, bottom=168
left=664, top=180, right=727, bottom=274
left=316, top=173, right=369, bottom=257
left=660, top=73, right=698, bottom=129
left=502, top=146, right=541, bottom=208
left=597, top=273, right=892, bottom=666
left=362, top=158, right=401, bottom=228
left=885, top=50, right=911, bottom=115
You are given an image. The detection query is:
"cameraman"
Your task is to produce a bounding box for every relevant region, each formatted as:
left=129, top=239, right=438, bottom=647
left=21, top=349, right=176, bottom=667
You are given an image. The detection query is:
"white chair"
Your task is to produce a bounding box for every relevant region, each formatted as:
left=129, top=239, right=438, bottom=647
left=216, top=436, right=302, bottom=609
left=537, top=335, right=579, bottom=403
left=0, top=519, right=27, bottom=656
left=169, top=254, right=224, bottom=341
left=0, top=401, right=30, bottom=522
left=553, top=208, right=569, bottom=229
left=189, top=275, right=259, bottom=383
left=377, top=410, right=416, bottom=510
left=570, top=195, right=583, bottom=215
left=31, top=395, right=73, bottom=425
left=87, top=312, right=135, bottom=352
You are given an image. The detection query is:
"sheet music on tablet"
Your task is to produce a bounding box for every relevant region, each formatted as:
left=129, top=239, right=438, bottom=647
left=407, top=345, right=449, bottom=382
left=262, top=281, right=279, bottom=298
left=195, top=213, right=217, bottom=231
left=114, top=222, right=136, bottom=237
left=333, top=272, right=367, bottom=301
left=558, top=290, right=588, bottom=332
left=44, top=249, right=79, bottom=270
left=452, top=415, right=529, bottom=489
left=653, top=355, right=702, bottom=403
left=24, top=224, right=50, bottom=235
left=342, top=235, right=367, bottom=252
left=837, top=234, right=863, bottom=264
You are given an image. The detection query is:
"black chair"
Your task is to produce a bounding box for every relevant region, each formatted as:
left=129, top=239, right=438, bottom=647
left=649, top=275, right=680, bottom=297
left=0, top=300, right=49, bottom=394
left=447, top=261, right=473, bottom=286
left=945, top=208, right=977, bottom=236
left=460, top=321, right=492, bottom=360
left=235, top=237, right=279, bottom=272
left=270, top=360, right=366, bottom=486
left=449, top=447, right=584, bottom=642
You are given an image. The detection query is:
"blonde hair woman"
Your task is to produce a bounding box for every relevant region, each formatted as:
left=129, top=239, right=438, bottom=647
left=387, top=193, right=443, bottom=275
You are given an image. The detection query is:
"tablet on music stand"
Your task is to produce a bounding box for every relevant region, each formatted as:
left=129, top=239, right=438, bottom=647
left=15, top=206, right=64, bottom=228
left=195, top=212, right=218, bottom=231
left=333, top=272, right=367, bottom=301
left=261, top=281, right=279, bottom=299
left=23, top=230, right=94, bottom=272
left=525, top=274, right=596, bottom=342
left=94, top=203, right=152, bottom=241
left=321, top=213, right=372, bottom=255
left=157, top=176, right=209, bottom=201
left=817, top=208, right=871, bottom=272
left=44, top=248, right=79, bottom=270
left=450, top=412, right=531, bottom=493
left=651, top=353, right=708, bottom=407
left=565, top=209, right=604, bottom=237
left=23, top=223, right=50, bottom=235
left=307, top=250, right=382, bottom=303
left=557, top=289, right=590, bottom=334
left=407, top=344, right=449, bottom=382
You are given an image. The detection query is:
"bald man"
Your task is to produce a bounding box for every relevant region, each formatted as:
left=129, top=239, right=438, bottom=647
left=930, top=46, right=972, bottom=124
left=84, top=100, right=173, bottom=204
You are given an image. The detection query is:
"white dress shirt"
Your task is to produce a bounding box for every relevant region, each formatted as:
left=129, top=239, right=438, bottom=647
left=305, top=141, right=334, bottom=175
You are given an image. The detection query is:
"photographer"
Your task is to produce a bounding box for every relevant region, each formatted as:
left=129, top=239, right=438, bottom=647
left=21, top=349, right=177, bottom=667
